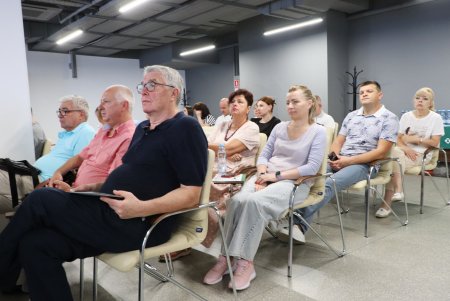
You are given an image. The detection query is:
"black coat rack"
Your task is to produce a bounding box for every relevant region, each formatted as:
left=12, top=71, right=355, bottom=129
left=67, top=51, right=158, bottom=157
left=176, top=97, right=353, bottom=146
left=346, top=66, right=363, bottom=111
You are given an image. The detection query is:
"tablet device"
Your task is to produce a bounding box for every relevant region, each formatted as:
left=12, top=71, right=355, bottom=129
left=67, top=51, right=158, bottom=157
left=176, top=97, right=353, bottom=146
left=69, top=191, right=124, bottom=200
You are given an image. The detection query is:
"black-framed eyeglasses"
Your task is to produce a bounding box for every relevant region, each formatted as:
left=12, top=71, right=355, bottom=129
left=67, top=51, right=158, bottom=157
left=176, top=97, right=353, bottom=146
left=136, top=81, right=175, bottom=94
left=56, top=109, right=83, bottom=117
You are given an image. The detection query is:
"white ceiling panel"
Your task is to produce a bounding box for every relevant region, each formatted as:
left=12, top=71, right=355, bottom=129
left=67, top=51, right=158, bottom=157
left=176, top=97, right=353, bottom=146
left=115, top=39, right=160, bottom=49
left=183, top=5, right=256, bottom=25
left=31, top=41, right=55, bottom=51
left=144, top=24, right=190, bottom=36
left=91, top=36, right=131, bottom=47
left=76, top=47, right=122, bottom=56
left=120, top=21, right=167, bottom=36
left=89, top=20, right=132, bottom=33
left=157, top=1, right=222, bottom=22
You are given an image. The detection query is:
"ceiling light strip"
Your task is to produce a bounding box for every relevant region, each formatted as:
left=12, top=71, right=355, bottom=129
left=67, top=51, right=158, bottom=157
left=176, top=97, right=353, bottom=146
left=119, top=0, right=149, bottom=13
left=56, top=29, right=83, bottom=45
left=180, top=45, right=216, bottom=57
left=263, top=18, right=323, bottom=36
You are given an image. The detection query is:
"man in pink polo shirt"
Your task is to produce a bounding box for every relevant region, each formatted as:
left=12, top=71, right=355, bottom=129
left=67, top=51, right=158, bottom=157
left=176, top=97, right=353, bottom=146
left=48, top=85, right=136, bottom=189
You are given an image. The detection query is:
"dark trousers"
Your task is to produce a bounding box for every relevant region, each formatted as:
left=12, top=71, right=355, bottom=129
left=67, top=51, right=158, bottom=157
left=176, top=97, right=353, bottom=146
left=0, top=188, right=173, bottom=301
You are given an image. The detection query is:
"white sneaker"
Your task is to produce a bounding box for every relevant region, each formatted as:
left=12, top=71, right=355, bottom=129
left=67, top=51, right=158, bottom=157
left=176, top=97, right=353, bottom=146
left=391, top=192, right=404, bottom=202
left=277, top=225, right=305, bottom=245
left=375, top=207, right=392, bottom=218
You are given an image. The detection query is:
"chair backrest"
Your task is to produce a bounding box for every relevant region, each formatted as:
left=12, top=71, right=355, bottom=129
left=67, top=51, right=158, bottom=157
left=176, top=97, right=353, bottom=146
left=295, top=127, right=334, bottom=209
left=255, top=133, right=267, bottom=164
left=177, top=149, right=215, bottom=241
left=333, top=122, right=339, bottom=140
left=42, top=139, right=53, bottom=156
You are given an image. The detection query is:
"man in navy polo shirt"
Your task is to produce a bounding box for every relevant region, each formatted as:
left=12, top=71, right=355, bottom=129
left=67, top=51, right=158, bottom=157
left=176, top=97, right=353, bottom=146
left=0, top=65, right=208, bottom=300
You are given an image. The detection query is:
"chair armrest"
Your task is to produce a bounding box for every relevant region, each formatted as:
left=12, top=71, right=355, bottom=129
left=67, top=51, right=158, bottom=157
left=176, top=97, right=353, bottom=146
left=423, top=146, right=439, bottom=158
left=368, top=157, right=396, bottom=167
left=294, top=172, right=333, bottom=186
left=140, top=202, right=219, bottom=253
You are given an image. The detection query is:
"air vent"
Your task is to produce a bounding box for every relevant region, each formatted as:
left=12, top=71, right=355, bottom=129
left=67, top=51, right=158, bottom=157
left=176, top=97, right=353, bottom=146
left=22, top=4, right=62, bottom=21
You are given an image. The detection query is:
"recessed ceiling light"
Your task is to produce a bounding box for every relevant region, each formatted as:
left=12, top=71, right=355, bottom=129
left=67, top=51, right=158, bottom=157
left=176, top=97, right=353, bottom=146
left=180, top=45, right=216, bottom=57
left=263, top=18, right=323, bottom=36
left=119, top=0, right=149, bottom=13
left=56, top=29, right=83, bottom=45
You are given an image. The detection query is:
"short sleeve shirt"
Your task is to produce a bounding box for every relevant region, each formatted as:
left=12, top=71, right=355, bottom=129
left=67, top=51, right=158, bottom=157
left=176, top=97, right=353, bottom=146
left=101, top=112, right=208, bottom=203
left=339, top=106, right=398, bottom=157
left=208, top=120, right=260, bottom=172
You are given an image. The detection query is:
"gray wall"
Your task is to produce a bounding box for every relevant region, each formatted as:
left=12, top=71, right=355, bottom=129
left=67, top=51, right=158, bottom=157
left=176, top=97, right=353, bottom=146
left=348, top=0, right=450, bottom=115
left=185, top=47, right=236, bottom=115
left=239, top=15, right=328, bottom=122
left=326, top=10, right=349, bottom=124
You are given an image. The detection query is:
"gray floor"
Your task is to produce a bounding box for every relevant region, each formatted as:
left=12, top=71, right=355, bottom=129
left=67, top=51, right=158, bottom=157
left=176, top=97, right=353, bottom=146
left=1, top=174, right=450, bottom=301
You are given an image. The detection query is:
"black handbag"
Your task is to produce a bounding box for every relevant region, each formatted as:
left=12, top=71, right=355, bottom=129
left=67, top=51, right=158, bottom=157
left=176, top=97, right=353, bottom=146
left=0, top=158, right=40, bottom=207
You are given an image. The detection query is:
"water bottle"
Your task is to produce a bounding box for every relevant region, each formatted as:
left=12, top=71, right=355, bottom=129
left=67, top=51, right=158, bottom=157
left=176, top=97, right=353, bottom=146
left=217, top=143, right=227, bottom=176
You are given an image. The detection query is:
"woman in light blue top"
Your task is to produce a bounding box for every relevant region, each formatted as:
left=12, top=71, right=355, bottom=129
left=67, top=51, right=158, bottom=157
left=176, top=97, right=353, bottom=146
left=203, top=85, right=326, bottom=291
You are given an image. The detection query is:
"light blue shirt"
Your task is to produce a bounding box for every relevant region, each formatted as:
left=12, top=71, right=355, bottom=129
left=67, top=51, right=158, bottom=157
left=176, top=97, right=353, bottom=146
left=339, top=105, right=398, bottom=157
left=34, top=122, right=95, bottom=180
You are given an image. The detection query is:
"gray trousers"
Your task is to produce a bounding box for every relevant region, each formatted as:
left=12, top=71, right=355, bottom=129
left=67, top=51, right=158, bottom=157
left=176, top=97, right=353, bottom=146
left=221, top=175, right=310, bottom=261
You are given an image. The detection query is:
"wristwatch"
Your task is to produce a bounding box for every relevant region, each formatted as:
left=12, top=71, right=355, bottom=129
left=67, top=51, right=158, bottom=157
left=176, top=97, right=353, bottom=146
left=275, top=171, right=282, bottom=181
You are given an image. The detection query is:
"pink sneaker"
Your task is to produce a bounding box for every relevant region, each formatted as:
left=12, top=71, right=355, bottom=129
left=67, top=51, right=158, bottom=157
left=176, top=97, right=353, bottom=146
left=228, top=259, right=256, bottom=290
left=203, top=255, right=232, bottom=285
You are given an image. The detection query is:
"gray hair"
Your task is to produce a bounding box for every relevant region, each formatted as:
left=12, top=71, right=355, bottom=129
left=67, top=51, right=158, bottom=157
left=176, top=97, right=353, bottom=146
left=108, top=85, right=135, bottom=113
left=143, top=65, right=184, bottom=104
left=59, top=95, right=89, bottom=120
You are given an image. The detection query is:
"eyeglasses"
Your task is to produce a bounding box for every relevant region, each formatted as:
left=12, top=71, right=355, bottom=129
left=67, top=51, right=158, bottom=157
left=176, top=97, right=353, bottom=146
left=56, top=109, right=83, bottom=117
left=136, top=81, right=175, bottom=94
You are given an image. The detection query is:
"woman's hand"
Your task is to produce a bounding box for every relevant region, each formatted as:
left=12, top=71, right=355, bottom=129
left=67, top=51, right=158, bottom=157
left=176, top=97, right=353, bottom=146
left=255, top=173, right=276, bottom=184
left=401, top=146, right=418, bottom=161
left=100, top=190, right=143, bottom=219
left=254, top=183, right=267, bottom=191
left=230, top=153, right=242, bottom=162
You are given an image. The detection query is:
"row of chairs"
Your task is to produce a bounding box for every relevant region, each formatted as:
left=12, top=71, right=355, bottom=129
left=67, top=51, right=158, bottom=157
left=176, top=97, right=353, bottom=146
left=78, top=125, right=449, bottom=300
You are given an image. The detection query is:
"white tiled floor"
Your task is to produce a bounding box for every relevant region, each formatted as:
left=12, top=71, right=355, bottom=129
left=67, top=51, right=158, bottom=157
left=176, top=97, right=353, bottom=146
left=1, top=174, right=450, bottom=300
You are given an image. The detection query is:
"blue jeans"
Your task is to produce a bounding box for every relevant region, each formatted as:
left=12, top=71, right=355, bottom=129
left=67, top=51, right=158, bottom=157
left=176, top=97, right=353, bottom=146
left=295, top=163, right=377, bottom=232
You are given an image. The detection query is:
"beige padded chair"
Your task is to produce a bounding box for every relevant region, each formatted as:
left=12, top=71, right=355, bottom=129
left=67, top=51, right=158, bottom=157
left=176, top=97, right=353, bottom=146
left=272, top=127, right=346, bottom=277
left=41, top=139, right=53, bottom=156
left=346, top=149, right=409, bottom=237
left=256, top=133, right=267, bottom=162
left=80, top=149, right=238, bottom=301
left=404, top=147, right=449, bottom=214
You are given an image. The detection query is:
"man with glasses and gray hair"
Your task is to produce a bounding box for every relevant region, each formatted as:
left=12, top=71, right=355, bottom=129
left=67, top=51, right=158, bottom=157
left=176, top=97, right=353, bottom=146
left=0, top=65, right=208, bottom=300
left=0, top=95, right=95, bottom=205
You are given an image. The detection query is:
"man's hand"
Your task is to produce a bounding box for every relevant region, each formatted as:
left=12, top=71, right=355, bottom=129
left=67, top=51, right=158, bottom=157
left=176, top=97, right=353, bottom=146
left=100, top=190, right=143, bottom=219
left=329, top=155, right=353, bottom=171
left=48, top=171, right=63, bottom=188
left=50, top=180, right=71, bottom=192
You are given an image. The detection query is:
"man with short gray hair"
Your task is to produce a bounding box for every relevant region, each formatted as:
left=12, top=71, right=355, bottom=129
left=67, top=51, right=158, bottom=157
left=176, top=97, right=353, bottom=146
left=215, top=97, right=231, bottom=126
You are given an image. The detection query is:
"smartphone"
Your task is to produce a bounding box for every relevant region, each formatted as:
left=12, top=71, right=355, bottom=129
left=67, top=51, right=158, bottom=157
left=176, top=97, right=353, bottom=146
left=328, top=151, right=338, bottom=161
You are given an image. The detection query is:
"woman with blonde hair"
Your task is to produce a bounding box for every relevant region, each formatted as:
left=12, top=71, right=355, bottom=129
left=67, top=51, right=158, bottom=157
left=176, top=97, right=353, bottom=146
left=203, top=85, right=326, bottom=290
left=377, top=87, right=444, bottom=217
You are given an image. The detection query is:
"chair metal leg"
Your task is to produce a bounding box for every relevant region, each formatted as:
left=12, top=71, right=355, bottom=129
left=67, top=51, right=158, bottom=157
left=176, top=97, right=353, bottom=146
left=79, top=259, right=84, bottom=301
left=214, top=206, right=238, bottom=299
left=364, top=172, right=371, bottom=238
left=93, top=257, right=98, bottom=301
